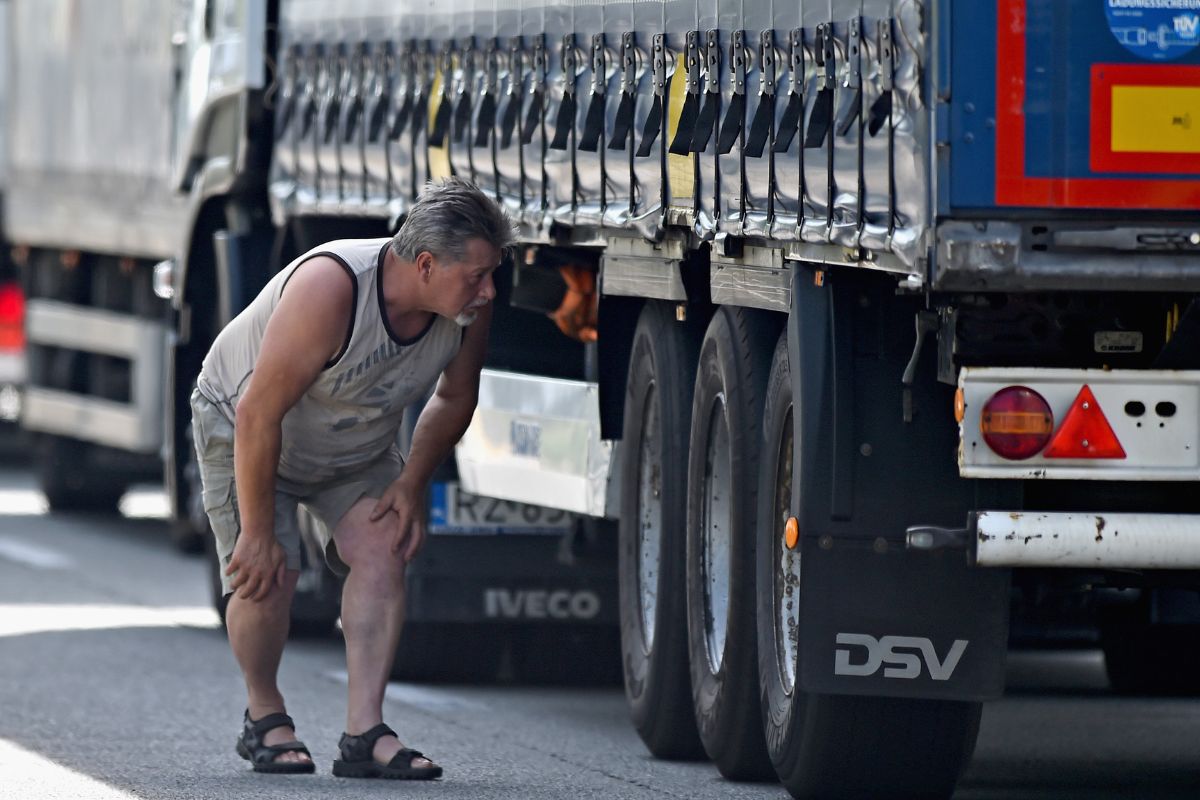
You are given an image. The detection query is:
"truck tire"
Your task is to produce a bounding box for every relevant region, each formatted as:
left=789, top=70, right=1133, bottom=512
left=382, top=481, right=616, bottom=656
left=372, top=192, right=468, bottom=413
left=1100, top=596, right=1200, bottom=695
left=756, top=332, right=981, bottom=800
left=684, top=307, right=776, bottom=781
left=172, top=423, right=209, bottom=554
left=390, top=622, right=506, bottom=683
left=618, top=301, right=706, bottom=761
left=37, top=435, right=126, bottom=513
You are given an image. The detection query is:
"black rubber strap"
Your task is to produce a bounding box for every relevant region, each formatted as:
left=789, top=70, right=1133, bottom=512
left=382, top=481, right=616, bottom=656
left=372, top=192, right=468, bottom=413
left=835, top=87, right=861, bottom=137
left=690, top=92, right=720, bottom=153
left=578, top=91, right=606, bottom=152
left=474, top=92, right=497, bottom=147
left=716, top=91, right=745, bottom=155
left=275, top=93, right=295, bottom=141
left=773, top=92, right=802, bottom=153
left=744, top=92, right=773, bottom=158
left=342, top=96, right=363, bottom=143
left=300, top=96, right=317, bottom=138
left=428, top=93, right=452, bottom=146
left=410, top=91, right=429, bottom=141
left=549, top=93, right=576, bottom=150
left=607, top=91, right=635, bottom=151
left=388, top=93, right=413, bottom=140
left=499, top=92, right=520, bottom=148
left=452, top=90, right=473, bottom=142
left=521, top=89, right=543, bottom=145
left=668, top=93, right=698, bottom=155
left=867, top=90, right=892, bottom=137
left=366, top=94, right=387, bottom=142
left=803, top=88, right=833, bottom=148
left=635, top=93, right=663, bottom=157
left=322, top=96, right=341, bottom=144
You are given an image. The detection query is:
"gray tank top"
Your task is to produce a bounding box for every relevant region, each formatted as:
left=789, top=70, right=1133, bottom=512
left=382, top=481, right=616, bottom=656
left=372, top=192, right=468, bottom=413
left=196, top=238, right=463, bottom=486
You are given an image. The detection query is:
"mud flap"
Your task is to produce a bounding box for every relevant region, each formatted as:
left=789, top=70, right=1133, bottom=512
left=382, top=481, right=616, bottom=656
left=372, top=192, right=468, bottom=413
left=798, top=541, right=1010, bottom=702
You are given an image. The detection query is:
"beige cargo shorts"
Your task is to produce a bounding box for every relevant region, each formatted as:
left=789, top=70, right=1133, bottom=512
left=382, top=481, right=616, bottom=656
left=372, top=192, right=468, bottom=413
left=190, top=388, right=403, bottom=596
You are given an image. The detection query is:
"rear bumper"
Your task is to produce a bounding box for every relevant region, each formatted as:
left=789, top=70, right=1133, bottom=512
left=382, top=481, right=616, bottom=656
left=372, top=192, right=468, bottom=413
left=909, top=512, right=1200, bottom=569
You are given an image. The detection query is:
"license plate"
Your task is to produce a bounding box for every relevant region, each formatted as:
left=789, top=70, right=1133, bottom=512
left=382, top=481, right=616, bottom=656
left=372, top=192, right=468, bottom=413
left=428, top=483, right=572, bottom=535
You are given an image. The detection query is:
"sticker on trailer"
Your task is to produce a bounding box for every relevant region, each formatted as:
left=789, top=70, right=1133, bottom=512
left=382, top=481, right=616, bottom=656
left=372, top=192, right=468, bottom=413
left=1094, top=331, right=1144, bottom=353
left=1105, top=0, right=1200, bottom=61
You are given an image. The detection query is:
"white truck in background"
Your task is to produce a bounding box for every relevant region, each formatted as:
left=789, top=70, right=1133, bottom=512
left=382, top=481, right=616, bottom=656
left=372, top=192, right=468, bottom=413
left=6, top=1, right=1200, bottom=798
left=0, top=0, right=26, bottom=447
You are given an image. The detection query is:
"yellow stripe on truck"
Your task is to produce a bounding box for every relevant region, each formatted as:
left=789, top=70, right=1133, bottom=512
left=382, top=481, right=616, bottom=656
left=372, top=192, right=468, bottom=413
left=1111, top=86, right=1200, bottom=154
left=667, top=52, right=695, bottom=209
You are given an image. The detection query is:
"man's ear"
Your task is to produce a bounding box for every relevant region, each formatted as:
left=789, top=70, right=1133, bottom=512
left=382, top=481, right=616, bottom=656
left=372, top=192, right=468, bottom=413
left=416, top=251, right=434, bottom=280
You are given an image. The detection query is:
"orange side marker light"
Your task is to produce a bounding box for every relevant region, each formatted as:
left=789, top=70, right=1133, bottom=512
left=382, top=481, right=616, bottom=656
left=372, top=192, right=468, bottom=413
left=784, top=517, right=800, bottom=550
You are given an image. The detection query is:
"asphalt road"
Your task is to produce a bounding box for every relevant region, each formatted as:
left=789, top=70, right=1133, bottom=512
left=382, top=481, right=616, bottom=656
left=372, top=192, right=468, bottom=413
left=1, top=466, right=1199, bottom=800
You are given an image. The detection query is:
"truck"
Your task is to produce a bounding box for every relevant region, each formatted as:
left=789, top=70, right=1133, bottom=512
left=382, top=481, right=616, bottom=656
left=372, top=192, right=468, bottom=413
left=1, top=0, right=616, bottom=682
left=7, top=0, right=1200, bottom=797
left=0, top=0, right=26, bottom=453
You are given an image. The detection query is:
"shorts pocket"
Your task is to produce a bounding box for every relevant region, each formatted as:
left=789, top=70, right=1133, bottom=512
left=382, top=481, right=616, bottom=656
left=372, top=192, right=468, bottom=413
left=202, top=477, right=233, bottom=514
left=191, top=394, right=234, bottom=463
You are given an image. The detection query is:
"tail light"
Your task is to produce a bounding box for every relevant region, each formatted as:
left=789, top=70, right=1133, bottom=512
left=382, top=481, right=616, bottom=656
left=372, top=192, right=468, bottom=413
left=0, top=283, right=24, bottom=352
left=1042, top=385, right=1126, bottom=459
left=980, top=386, right=1054, bottom=460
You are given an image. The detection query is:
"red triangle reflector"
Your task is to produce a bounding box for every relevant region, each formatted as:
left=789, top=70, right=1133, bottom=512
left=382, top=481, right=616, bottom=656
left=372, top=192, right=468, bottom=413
left=1043, top=385, right=1126, bottom=459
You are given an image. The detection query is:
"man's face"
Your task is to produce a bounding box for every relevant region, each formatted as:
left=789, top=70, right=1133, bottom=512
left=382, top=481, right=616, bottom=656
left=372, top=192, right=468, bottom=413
left=428, top=238, right=502, bottom=327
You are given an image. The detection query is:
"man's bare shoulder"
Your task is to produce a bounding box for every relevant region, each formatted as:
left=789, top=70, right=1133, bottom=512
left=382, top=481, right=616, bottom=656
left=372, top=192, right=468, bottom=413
left=281, top=255, right=356, bottom=305
left=265, top=255, right=356, bottom=366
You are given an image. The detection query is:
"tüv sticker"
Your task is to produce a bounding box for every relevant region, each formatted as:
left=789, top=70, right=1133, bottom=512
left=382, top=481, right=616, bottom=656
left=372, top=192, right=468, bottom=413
left=1106, top=0, right=1200, bottom=61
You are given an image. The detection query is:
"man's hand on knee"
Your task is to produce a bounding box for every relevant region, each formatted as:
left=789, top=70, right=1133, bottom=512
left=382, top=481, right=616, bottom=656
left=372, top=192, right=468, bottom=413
left=369, top=478, right=428, bottom=563
left=226, top=535, right=288, bottom=601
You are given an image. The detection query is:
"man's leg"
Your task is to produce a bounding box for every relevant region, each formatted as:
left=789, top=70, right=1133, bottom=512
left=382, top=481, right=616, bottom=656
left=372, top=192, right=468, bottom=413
left=333, top=498, right=436, bottom=769
left=226, top=571, right=311, bottom=765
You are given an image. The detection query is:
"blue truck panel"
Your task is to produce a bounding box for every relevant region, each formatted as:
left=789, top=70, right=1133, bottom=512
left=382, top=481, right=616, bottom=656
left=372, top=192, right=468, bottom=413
left=949, top=0, right=1200, bottom=212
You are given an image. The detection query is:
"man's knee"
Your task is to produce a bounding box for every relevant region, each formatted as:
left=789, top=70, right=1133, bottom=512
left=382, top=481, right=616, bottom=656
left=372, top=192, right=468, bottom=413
left=336, top=514, right=405, bottom=580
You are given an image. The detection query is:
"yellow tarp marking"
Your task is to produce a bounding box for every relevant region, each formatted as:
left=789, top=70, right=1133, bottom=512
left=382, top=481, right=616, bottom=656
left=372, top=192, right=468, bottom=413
left=1111, top=86, right=1200, bottom=154
left=428, top=64, right=452, bottom=179
left=667, top=52, right=695, bottom=209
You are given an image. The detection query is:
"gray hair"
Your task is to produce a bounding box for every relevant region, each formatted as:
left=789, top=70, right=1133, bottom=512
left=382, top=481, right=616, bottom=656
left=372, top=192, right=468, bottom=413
left=390, top=177, right=514, bottom=263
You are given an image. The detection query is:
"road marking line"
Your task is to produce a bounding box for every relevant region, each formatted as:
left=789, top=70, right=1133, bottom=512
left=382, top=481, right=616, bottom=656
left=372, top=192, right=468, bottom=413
left=0, top=488, right=49, bottom=516
left=326, top=669, right=490, bottom=712
left=0, top=738, right=139, bottom=799
left=117, top=488, right=170, bottom=520
left=0, top=538, right=73, bottom=570
left=0, top=604, right=220, bottom=638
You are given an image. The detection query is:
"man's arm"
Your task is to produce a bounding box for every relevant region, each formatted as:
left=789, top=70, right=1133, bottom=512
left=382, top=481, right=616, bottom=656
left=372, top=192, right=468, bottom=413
left=371, top=302, right=492, bottom=560
left=228, top=257, right=353, bottom=600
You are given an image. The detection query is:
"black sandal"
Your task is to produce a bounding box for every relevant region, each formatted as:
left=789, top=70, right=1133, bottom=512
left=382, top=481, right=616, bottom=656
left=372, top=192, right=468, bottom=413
left=235, top=710, right=315, bottom=774
left=332, top=723, right=443, bottom=780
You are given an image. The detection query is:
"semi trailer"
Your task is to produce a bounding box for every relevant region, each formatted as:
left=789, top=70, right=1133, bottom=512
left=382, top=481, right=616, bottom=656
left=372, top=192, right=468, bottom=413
left=6, top=0, right=1200, bottom=796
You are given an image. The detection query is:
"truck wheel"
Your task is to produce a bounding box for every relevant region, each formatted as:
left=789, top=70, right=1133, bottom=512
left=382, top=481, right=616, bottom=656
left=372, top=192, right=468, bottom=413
left=684, top=307, right=775, bottom=781
left=618, top=301, right=706, bottom=760
left=37, top=435, right=125, bottom=513
left=172, top=423, right=209, bottom=554
left=390, top=623, right=505, bottom=683
left=1101, top=596, right=1200, bottom=695
left=756, top=332, right=981, bottom=800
